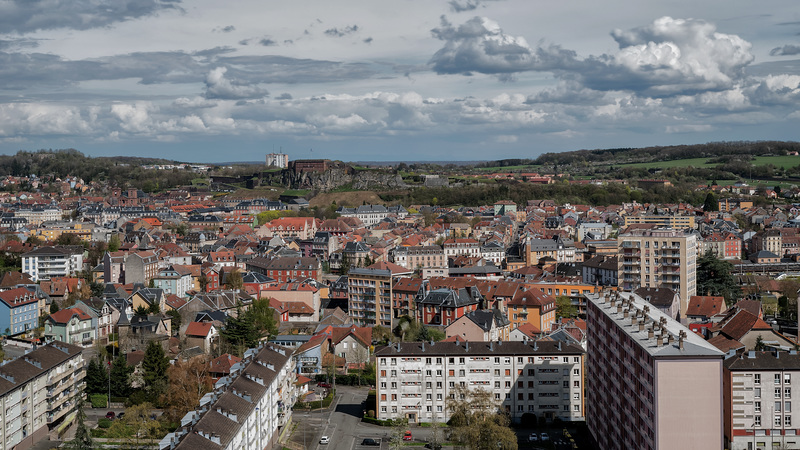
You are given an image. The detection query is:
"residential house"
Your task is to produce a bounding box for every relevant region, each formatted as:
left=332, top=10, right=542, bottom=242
left=445, top=309, right=511, bottom=341
left=0, top=287, right=40, bottom=336
left=44, top=307, right=94, bottom=346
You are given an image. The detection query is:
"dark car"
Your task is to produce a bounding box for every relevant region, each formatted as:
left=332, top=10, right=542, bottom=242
left=105, top=411, right=115, bottom=419
left=117, top=412, right=125, bottom=421
left=361, top=438, right=380, bottom=446
left=425, top=443, right=442, bottom=450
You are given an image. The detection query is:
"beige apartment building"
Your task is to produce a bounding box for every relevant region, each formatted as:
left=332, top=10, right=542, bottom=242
left=0, top=341, right=84, bottom=450
left=374, top=340, right=585, bottom=425
left=618, top=228, right=697, bottom=317
left=348, top=262, right=413, bottom=327
left=586, top=291, right=724, bottom=450
left=393, top=246, right=447, bottom=271
left=724, top=351, right=800, bottom=450
left=623, top=214, right=696, bottom=229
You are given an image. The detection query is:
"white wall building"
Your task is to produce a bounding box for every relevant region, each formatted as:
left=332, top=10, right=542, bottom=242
left=375, top=340, right=585, bottom=424
left=21, top=246, right=85, bottom=282
left=163, top=342, right=295, bottom=450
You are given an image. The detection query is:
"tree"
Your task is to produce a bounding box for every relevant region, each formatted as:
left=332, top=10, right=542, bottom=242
left=248, top=298, right=279, bottom=338
left=703, top=192, right=719, bottom=211
left=226, top=268, right=243, bottom=291
left=148, top=301, right=160, bottom=314
left=220, top=308, right=260, bottom=356
left=448, top=385, right=518, bottom=450
left=56, top=233, right=83, bottom=246
left=86, top=358, right=109, bottom=395
left=696, top=250, right=741, bottom=306
left=555, top=295, right=578, bottom=320
left=389, top=418, right=409, bottom=450
left=755, top=335, right=766, bottom=351
left=134, top=305, right=149, bottom=316
left=108, top=234, right=121, bottom=252
left=166, top=309, right=182, bottom=334
left=109, top=355, right=133, bottom=397
left=142, top=341, right=170, bottom=401
left=162, top=358, right=213, bottom=422
left=50, top=302, right=60, bottom=314
left=64, top=393, right=93, bottom=450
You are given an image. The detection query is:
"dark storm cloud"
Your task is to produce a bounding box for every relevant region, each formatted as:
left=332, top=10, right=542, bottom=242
left=324, top=25, right=359, bottom=37
left=770, top=45, right=800, bottom=56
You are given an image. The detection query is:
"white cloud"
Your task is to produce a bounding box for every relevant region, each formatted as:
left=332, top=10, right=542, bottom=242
left=204, top=67, right=268, bottom=100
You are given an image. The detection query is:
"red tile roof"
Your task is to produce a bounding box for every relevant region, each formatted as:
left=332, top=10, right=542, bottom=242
left=49, top=307, right=91, bottom=324
left=686, top=296, right=725, bottom=318
left=185, top=321, right=214, bottom=337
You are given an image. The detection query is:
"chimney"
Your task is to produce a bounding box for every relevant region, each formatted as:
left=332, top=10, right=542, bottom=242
left=679, top=330, right=687, bottom=350
left=667, top=334, right=673, bottom=346
left=656, top=334, right=663, bottom=346
left=421, top=341, right=425, bottom=352
left=648, top=327, right=654, bottom=339
left=638, top=320, right=645, bottom=332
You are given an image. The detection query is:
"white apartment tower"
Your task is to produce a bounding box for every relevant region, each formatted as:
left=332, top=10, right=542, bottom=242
left=265, top=153, right=288, bottom=169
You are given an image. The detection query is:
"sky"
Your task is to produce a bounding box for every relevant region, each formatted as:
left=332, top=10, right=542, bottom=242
left=1, top=0, right=800, bottom=163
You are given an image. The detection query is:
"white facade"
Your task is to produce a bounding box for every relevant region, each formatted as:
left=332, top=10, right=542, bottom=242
left=21, top=248, right=84, bottom=282
left=165, top=343, right=296, bottom=450
left=265, top=153, right=288, bottom=168
left=375, top=341, right=585, bottom=424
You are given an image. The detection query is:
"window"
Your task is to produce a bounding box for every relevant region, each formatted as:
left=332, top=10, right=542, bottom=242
left=391, top=358, right=397, bottom=365
left=449, top=370, right=455, bottom=376
left=495, top=381, right=501, bottom=388
left=449, top=382, right=455, bottom=388
left=776, top=388, right=782, bottom=399
left=436, top=358, right=442, bottom=364
left=381, top=394, right=386, bottom=401
left=437, top=394, right=442, bottom=400
left=381, top=382, right=386, bottom=389
left=786, top=374, right=792, bottom=384
left=786, top=416, right=792, bottom=427
left=391, top=382, right=397, bottom=389
left=518, top=393, right=524, bottom=400
left=436, top=370, right=442, bottom=377
left=775, top=416, right=782, bottom=427
left=755, top=416, right=761, bottom=427
left=494, top=369, right=501, bottom=376
left=755, top=374, right=761, bottom=385
left=426, top=382, right=431, bottom=389
left=787, top=402, right=792, bottom=413
left=528, top=393, right=534, bottom=400
left=459, top=358, right=465, bottom=364
left=573, top=405, right=580, bottom=411
left=505, top=381, right=511, bottom=388
left=391, top=394, right=397, bottom=401
left=391, top=370, right=397, bottom=377
left=528, top=381, right=535, bottom=388
left=755, top=402, right=761, bottom=413
left=776, top=374, right=782, bottom=384
left=776, top=402, right=782, bottom=412
left=563, top=357, right=569, bottom=363
left=495, top=393, right=501, bottom=400
left=573, top=369, right=580, bottom=375
left=755, top=388, right=761, bottom=398
left=381, top=370, right=386, bottom=377
left=528, top=369, right=535, bottom=376
left=494, top=357, right=500, bottom=364
left=786, top=388, right=792, bottom=399
left=573, top=393, right=580, bottom=400
left=505, top=393, right=511, bottom=399
left=459, top=370, right=465, bottom=377
left=426, top=370, right=432, bottom=377
left=505, top=369, right=511, bottom=376
left=574, top=381, right=580, bottom=388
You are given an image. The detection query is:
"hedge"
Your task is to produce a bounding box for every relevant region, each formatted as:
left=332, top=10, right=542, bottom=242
left=294, top=390, right=335, bottom=410
left=90, top=394, right=108, bottom=408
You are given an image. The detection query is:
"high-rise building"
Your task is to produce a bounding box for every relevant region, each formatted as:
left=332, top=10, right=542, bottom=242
left=374, top=340, right=585, bottom=425
left=348, top=262, right=413, bottom=327
left=265, top=152, right=288, bottom=168
left=723, top=350, right=800, bottom=450
left=618, top=228, right=697, bottom=317
left=585, top=291, right=724, bottom=450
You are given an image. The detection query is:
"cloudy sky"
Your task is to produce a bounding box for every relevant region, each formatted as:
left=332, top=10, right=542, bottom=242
left=1, top=0, right=799, bottom=163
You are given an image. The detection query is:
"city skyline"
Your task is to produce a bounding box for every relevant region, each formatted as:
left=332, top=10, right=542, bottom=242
left=1, top=0, right=799, bottom=162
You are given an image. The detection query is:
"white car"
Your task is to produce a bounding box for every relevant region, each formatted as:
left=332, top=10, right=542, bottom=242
left=528, top=433, right=538, bottom=442
left=320, top=436, right=330, bottom=444
left=540, top=432, right=550, bottom=442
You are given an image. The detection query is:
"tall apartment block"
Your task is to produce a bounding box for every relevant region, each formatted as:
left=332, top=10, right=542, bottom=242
left=374, top=340, right=585, bottom=425
left=618, top=228, right=697, bottom=317
left=265, top=152, right=288, bottom=169
left=348, top=263, right=412, bottom=327
left=0, top=341, right=84, bottom=450
left=163, top=342, right=295, bottom=450
left=724, top=351, right=800, bottom=450
left=585, top=291, right=724, bottom=450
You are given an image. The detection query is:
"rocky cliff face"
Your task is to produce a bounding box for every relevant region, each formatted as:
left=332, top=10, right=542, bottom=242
left=269, top=162, right=407, bottom=191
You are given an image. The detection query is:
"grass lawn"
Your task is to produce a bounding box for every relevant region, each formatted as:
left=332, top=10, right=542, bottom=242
left=612, top=157, right=713, bottom=169
left=751, top=155, right=800, bottom=169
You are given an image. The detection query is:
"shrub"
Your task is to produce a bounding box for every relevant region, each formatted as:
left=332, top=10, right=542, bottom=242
left=368, top=410, right=375, bottom=418
left=90, top=394, right=108, bottom=408
left=98, top=418, right=112, bottom=429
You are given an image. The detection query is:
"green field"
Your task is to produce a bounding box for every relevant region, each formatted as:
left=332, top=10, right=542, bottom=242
left=611, top=157, right=713, bottom=169
left=750, top=156, right=800, bottom=169
left=474, top=164, right=543, bottom=172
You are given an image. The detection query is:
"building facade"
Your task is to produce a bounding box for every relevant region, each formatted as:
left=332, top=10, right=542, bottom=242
left=165, top=342, right=295, bottom=450
left=21, top=247, right=84, bottom=282
left=265, top=152, right=289, bottom=168
left=375, top=341, right=585, bottom=424
left=0, top=341, right=84, bottom=450
left=723, top=351, right=800, bottom=450
left=348, top=263, right=412, bottom=327
left=585, top=291, right=724, bottom=450
left=618, top=228, right=697, bottom=317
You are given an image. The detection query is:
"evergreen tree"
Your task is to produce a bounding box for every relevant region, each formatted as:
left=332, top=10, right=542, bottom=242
left=697, top=250, right=741, bottom=305
left=703, top=192, right=719, bottom=211
left=65, top=394, right=93, bottom=450
left=220, top=307, right=260, bottom=355
left=248, top=298, right=279, bottom=338
left=86, top=358, right=109, bottom=395
left=142, top=341, right=170, bottom=399
left=108, top=235, right=121, bottom=252
left=109, top=355, right=133, bottom=397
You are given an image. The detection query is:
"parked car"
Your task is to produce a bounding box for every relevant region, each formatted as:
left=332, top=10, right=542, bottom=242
left=528, top=432, right=538, bottom=442
left=541, top=432, right=550, bottom=442
left=320, top=436, right=330, bottom=444
left=362, top=438, right=380, bottom=446
left=424, top=443, right=442, bottom=450
left=319, top=382, right=332, bottom=388
left=403, top=431, right=413, bottom=441
left=105, top=411, right=115, bottom=420
left=117, top=413, right=125, bottom=421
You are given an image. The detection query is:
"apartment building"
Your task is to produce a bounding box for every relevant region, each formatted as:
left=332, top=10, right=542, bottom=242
left=0, top=341, right=84, bottom=450
left=585, top=291, right=724, bottom=450
left=0, top=287, right=40, bottom=336
left=348, top=262, right=413, bottom=327
left=374, top=340, right=585, bottom=424
left=14, top=206, right=62, bottom=227
left=525, top=236, right=576, bottom=266
left=163, top=342, right=295, bottom=450
left=393, top=246, right=447, bottom=271
left=623, top=214, right=696, bottom=229
left=21, top=246, right=85, bottom=282
left=265, top=152, right=288, bottom=168
left=443, top=239, right=481, bottom=259
left=618, top=228, right=697, bottom=317
left=723, top=350, right=800, bottom=450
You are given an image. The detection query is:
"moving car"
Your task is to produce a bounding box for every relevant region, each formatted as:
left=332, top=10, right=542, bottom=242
left=320, top=436, right=330, bottom=444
